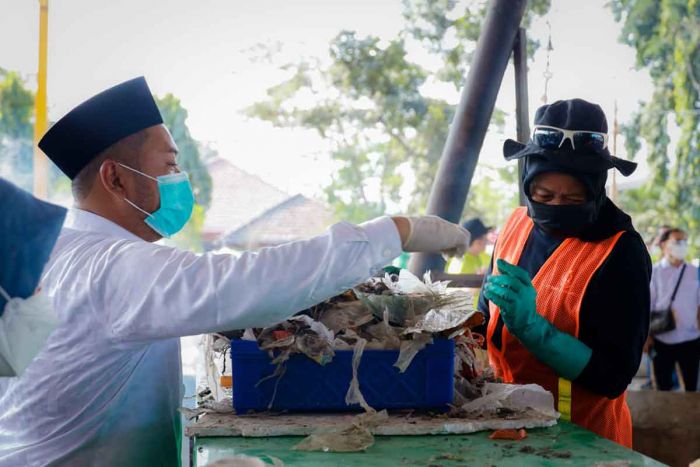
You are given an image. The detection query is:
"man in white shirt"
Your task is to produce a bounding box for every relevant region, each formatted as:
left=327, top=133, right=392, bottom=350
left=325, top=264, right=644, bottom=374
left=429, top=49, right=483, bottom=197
left=650, top=228, right=700, bottom=391
left=0, top=77, right=471, bottom=466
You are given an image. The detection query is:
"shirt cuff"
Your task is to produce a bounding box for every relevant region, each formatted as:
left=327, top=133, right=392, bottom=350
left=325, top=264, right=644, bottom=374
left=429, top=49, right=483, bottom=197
left=360, top=216, right=403, bottom=272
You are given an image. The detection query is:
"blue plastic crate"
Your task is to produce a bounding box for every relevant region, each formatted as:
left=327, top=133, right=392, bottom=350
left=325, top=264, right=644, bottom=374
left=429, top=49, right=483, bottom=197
left=230, top=338, right=454, bottom=413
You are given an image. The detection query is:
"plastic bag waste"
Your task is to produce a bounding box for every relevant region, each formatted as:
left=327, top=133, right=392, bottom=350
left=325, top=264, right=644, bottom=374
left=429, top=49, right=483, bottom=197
left=257, top=315, right=335, bottom=365
left=293, top=410, right=389, bottom=453
left=362, top=309, right=401, bottom=349
left=354, top=270, right=435, bottom=325
left=356, top=270, right=473, bottom=328
left=293, top=423, right=374, bottom=453
left=455, top=383, right=559, bottom=420
left=318, top=301, right=374, bottom=333
left=394, top=333, right=433, bottom=373
left=403, top=296, right=476, bottom=334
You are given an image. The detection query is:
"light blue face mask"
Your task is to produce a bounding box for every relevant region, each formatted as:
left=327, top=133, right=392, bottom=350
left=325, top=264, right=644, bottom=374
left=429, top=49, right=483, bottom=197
left=119, top=163, right=195, bottom=238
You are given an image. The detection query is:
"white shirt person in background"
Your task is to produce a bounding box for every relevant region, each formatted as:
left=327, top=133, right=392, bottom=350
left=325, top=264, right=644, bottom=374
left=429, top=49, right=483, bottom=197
left=649, top=228, right=700, bottom=391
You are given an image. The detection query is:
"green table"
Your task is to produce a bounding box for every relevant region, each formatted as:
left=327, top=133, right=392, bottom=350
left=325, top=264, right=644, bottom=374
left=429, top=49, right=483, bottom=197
left=190, top=421, right=664, bottom=466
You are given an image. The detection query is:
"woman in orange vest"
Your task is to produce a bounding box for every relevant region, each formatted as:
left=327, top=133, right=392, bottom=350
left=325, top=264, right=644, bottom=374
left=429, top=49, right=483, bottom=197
left=479, top=99, right=651, bottom=448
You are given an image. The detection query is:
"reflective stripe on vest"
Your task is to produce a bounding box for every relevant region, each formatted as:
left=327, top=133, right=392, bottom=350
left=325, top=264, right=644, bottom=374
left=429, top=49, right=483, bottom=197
left=558, top=378, right=572, bottom=422
left=487, top=207, right=632, bottom=447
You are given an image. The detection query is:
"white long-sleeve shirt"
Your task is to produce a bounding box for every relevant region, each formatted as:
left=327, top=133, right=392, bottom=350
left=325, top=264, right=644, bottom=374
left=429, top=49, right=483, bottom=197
left=650, top=258, right=700, bottom=345
left=0, top=209, right=401, bottom=466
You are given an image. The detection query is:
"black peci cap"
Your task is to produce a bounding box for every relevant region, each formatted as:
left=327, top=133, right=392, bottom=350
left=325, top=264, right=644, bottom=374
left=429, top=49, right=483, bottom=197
left=38, top=76, right=163, bottom=179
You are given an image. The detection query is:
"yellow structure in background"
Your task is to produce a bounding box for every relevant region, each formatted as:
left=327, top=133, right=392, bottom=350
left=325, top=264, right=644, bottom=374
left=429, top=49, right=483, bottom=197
left=32, top=0, right=49, bottom=199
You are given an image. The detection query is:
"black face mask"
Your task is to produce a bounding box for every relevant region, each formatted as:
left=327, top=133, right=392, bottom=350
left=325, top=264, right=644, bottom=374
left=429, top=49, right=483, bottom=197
left=522, top=156, right=608, bottom=237
left=526, top=198, right=598, bottom=236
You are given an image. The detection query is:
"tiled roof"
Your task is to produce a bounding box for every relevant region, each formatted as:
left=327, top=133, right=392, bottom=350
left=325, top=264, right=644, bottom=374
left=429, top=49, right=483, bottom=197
left=220, top=194, right=334, bottom=250
left=202, top=157, right=289, bottom=241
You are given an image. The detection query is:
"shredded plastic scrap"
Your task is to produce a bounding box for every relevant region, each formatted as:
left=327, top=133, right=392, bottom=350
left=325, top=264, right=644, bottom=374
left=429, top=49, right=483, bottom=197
left=344, top=337, right=374, bottom=413
left=179, top=397, right=234, bottom=420
left=354, top=270, right=458, bottom=326
left=403, top=297, right=477, bottom=334
left=394, top=333, right=433, bottom=373
left=454, top=383, right=559, bottom=420
left=293, top=410, right=389, bottom=453
left=256, top=315, right=335, bottom=366
left=206, top=455, right=285, bottom=466
left=293, top=422, right=374, bottom=453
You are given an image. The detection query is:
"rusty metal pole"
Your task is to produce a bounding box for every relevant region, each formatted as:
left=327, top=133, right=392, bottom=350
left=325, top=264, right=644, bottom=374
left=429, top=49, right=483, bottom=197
left=409, top=0, right=528, bottom=276
left=513, top=27, right=530, bottom=206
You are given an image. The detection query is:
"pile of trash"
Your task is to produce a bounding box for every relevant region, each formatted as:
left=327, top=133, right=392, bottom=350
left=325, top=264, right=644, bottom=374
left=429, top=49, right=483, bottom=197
left=189, top=271, right=560, bottom=455
left=240, top=269, right=493, bottom=412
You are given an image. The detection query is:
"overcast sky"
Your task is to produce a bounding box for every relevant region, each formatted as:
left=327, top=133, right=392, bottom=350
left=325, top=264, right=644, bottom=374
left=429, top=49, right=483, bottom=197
left=1, top=0, right=654, bottom=202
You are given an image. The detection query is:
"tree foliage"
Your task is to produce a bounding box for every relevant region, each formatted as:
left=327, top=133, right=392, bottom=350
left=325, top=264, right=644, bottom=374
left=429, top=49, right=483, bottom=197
left=462, top=164, right=519, bottom=228
left=610, top=0, right=700, bottom=251
left=155, top=94, right=214, bottom=252
left=155, top=94, right=213, bottom=210
left=0, top=69, right=34, bottom=191
left=247, top=0, right=550, bottom=223
left=0, top=69, right=34, bottom=139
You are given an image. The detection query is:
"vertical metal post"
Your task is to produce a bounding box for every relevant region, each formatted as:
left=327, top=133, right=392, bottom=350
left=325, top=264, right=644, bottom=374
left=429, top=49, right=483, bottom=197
left=409, top=0, right=528, bottom=276
left=33, top=0, right=49, bottom=199
left=513, top=27, right=530, bottom=206
left=611, top=100, right=619, bottom=202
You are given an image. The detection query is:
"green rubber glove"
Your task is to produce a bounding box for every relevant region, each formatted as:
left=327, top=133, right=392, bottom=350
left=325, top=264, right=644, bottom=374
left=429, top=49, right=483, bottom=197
left=483, top=259, right=592, bottom=381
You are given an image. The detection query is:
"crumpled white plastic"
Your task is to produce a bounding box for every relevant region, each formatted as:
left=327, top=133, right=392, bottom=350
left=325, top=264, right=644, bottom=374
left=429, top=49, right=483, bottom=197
left=356, top=270, right=468, bottom=327
left=457, top=383, right=559, bottom=419
left=293, top=410, right=389, bottom=453
left=287, top=315, right=334, bottom=343
left=380, top=269, right=452, bottom=295
left=403, top=296, right=476, bottom=334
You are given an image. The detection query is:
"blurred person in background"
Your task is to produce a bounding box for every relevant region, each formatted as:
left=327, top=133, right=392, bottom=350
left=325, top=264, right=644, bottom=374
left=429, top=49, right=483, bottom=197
left=457, top=218, right=493, bottom=275
left=648, top=225, right=671, bottom=263
left=648, top=228, right=700, bottom=391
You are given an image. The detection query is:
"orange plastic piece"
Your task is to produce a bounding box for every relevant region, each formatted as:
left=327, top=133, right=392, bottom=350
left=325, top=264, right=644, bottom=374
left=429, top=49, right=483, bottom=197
left=220, top=375, right=233, bottom=388
left=272, top=330, right=292, bottom=340
left=489, top=428, right=527, bottom=441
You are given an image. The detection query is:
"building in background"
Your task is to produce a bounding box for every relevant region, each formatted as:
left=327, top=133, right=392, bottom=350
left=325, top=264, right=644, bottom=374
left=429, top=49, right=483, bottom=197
left=202, top=157, right=333, bottom=252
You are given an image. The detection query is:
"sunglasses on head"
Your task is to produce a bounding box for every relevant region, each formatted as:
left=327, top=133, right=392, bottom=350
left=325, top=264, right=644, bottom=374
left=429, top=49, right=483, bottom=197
left=532, top=125, right=609, bottom=153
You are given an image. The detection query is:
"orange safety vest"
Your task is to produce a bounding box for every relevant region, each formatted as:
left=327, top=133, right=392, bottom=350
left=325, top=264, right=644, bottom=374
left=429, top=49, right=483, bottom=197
left=487, top=207, right=632, bottom=447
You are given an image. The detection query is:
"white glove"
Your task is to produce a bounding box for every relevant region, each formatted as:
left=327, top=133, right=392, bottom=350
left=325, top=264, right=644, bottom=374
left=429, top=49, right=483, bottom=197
left=402, top=216, right=471, bottom=258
